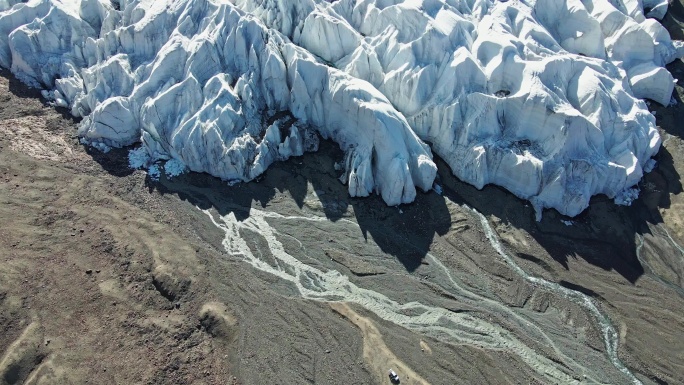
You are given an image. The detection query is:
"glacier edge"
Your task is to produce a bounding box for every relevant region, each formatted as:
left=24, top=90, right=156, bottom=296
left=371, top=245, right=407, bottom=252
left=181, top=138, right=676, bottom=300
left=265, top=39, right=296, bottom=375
left=0, top=0, right=681, bottom=218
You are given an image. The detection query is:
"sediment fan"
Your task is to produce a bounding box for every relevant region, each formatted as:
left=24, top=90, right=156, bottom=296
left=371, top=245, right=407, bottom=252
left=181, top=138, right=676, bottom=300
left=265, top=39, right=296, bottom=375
left=0, top=0, right=681, bottom=218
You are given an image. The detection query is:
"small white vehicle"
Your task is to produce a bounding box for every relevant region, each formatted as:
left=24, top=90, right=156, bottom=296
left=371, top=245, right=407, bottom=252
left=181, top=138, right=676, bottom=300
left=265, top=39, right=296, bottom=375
left=388, top=369, right=400, bottom=383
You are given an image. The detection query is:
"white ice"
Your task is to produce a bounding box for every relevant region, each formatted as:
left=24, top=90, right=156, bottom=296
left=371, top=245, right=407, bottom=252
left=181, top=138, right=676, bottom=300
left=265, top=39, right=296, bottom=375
left=1, top=0, right=682, bottom=217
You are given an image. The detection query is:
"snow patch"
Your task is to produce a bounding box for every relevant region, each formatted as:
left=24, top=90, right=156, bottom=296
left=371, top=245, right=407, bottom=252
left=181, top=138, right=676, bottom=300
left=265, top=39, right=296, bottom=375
left=148, top=164, right=161, bottom=181
left=128, top=147, right=151, bottom=170
left=80, top=137, right=111, bottom=153
left=164, top=158, right=186, bottom=178
left=433, top=184, right=443, bottom=196
left=614, top=188, right=641, bottom=206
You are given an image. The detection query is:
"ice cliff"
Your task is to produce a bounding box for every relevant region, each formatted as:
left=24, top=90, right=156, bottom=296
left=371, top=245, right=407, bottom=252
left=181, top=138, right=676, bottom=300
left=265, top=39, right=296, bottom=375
left=0, top=0, right=682, bottom=218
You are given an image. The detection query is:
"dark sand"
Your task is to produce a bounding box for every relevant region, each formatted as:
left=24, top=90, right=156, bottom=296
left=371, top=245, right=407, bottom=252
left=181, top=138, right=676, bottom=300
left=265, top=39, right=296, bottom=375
left=2, top=6, right=684, bottom=385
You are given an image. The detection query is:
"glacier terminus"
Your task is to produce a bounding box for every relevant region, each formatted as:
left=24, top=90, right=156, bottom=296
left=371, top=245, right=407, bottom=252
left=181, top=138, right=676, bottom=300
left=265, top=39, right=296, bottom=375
left=0, top=0, right=682, bottom=219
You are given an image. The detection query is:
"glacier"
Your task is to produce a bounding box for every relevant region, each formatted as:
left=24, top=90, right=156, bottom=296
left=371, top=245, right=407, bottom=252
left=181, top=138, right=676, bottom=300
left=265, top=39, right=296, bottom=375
left=0, top=0, right=682, bottom=218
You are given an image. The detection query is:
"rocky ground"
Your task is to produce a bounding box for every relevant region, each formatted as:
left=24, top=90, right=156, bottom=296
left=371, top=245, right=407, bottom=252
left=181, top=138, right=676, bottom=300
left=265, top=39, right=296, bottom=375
left=1, top=6, right=684, bottom=385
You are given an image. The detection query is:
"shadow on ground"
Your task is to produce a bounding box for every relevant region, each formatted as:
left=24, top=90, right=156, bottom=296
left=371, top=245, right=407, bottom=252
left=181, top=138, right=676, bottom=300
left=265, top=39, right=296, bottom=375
left=147, top=140, right=451, bottom=272
left=140, top=57, right=684, bottom=282
left=2, top=52, right=682, bottom=283
left=133, top=120, right=681, bottom=283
